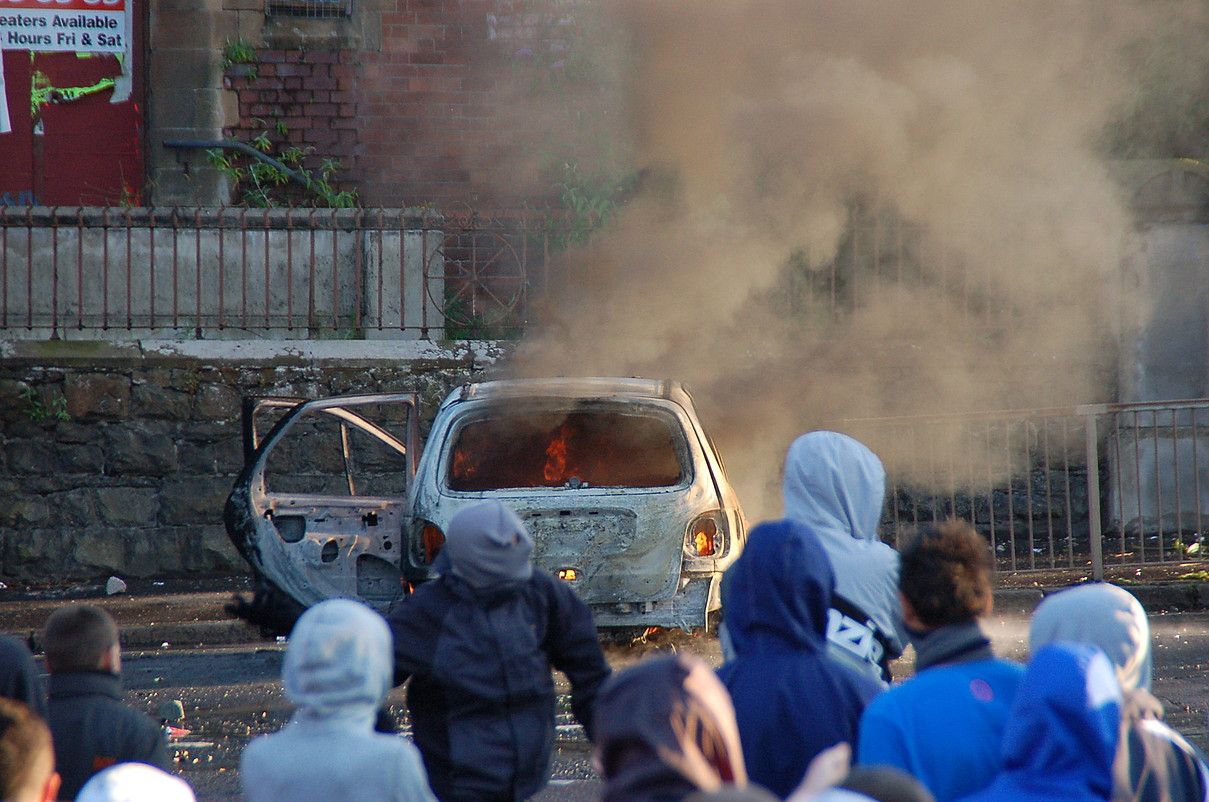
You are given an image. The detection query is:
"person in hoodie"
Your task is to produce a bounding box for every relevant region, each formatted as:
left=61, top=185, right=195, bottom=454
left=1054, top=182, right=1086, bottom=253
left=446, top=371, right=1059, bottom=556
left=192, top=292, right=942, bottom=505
left=595, top=654, right=749, bottom=802
left=857, top=520, right=1024, bottom=802
left=75, top=763, right=196, bottom=802
left=781, top=431, right=905, bottom=682
left=387, top=500, right=611, bottom=802
left=955, top=642, right=1122, bottom=802
left=1029, top=583, right=1209, bottom=802
left=240, top=598, right=437, bottom=802
left=0, top=635, right=47, bottom=720
left=718, top=518, right=883, bottom=799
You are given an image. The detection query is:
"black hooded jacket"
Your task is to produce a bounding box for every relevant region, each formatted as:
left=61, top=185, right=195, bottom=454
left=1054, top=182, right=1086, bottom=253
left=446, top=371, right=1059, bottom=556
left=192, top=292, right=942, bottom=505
left=388, top=569, right=609, bottom=802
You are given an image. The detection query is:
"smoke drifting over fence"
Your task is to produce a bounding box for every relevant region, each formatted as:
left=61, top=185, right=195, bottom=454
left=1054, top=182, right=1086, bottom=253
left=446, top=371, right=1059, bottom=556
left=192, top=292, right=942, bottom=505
left=509, top=1, right=1207, bottom=516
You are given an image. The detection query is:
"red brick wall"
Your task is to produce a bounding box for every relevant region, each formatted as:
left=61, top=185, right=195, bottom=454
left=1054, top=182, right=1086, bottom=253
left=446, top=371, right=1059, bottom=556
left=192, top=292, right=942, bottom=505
left=224, top=0, right=591, bottom=210
left=224, top=49, right=361, bottom=203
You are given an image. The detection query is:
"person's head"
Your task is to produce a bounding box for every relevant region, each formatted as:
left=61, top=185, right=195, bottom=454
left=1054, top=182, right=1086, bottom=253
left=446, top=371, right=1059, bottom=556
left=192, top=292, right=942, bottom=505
left=721, top=519, right=833, bottom=653
left=781, top=431, right=886, bottom=542
left=282, top=598, right=393, bottom=720
left=436, top=500, right=533, bottom=588
left=75, top=763, right=195, bottom=802
left=1029, top=582, right=1152, bottom=693
left=684, top=789, right=779, bottom=802
left=43, top=604, right=120, bottom=675
left=837, top=766, right=937, bottom=802
left=0, top=699, right=59, bottom=802
left=595, top=654, right=747, bottom=801
left=898, top=519, right=993, bottom=633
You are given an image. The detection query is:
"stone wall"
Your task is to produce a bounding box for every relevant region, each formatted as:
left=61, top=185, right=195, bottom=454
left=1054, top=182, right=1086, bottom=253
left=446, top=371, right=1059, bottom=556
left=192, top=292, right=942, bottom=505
left=0, top=339, right=504, bottom=582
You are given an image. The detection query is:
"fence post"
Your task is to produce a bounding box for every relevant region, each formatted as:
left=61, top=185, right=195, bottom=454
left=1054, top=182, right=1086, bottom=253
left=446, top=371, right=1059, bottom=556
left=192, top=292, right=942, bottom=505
left=1085, top=412, right=1105, bottom=580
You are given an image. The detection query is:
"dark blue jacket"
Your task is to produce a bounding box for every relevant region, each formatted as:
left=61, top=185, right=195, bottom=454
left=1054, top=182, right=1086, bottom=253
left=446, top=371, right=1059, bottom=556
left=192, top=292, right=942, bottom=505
left=956, top=642, right=1122, bottom=802
left=387, top=568, right=610, bottom=802
left=0, top=634, right=47, bottom=720
left=47, top=671, right=171, bottom=800
left=718, top=519, right=883, bottom=799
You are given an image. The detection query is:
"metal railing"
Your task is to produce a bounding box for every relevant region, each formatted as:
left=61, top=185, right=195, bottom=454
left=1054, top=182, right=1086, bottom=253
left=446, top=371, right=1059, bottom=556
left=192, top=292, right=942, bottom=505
left=0, top=207, right=566, bottom=340
left=840, top=398, right=1209, bottom=578
left=0, top=208, right=1019, bottom=340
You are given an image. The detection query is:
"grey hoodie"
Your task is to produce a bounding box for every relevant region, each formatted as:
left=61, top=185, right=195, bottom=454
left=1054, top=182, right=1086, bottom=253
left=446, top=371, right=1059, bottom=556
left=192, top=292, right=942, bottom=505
left=782, top=431, right=905, bottom=679
left=1029, top=583, right=1152, bottom=693
left=1030, top=583, right=1209, bottom=802
left=436, top=499, right=534, bottom=588
left=241, top=599, right=436, bottom=802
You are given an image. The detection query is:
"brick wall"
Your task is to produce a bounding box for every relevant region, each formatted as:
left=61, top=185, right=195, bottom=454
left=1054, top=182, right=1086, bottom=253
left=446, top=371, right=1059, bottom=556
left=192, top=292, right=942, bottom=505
left=215, top=0, right=597, bottom=210
left=223, top=49, right=361, bottom=203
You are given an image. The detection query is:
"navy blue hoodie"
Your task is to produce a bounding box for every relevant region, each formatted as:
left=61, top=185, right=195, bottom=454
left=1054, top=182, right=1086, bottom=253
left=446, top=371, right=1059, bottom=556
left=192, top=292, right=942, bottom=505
left=718, top=519, right=883, bottom=799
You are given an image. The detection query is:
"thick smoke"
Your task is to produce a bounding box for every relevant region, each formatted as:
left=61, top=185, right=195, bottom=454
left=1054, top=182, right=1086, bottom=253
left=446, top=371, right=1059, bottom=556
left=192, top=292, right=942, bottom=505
left=505, top=1, right=1204, bottom=517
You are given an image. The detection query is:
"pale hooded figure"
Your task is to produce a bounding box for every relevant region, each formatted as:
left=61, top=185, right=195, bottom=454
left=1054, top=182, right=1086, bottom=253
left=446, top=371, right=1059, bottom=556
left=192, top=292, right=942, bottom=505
left=241, top=599, right=436, bottom=802
left=781, top=431, right=906, bottom=681
left=1029, top=583, right=1209, bottom=802
left=75, top=764, right=195, bottom=802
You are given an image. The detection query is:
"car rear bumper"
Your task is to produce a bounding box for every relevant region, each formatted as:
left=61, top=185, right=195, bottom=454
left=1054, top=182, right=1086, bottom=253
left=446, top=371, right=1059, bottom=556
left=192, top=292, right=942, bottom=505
left=588, top=576, right=720, bottom=631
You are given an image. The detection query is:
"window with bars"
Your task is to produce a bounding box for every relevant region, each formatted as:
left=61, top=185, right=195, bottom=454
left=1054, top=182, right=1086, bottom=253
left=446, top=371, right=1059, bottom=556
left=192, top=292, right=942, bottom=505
left=267, top=0, right=351, bottom=18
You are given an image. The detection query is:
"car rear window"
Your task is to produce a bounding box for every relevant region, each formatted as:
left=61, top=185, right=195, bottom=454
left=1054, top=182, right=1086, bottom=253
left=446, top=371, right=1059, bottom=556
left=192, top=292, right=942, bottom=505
left=447, top=405, right=687, bottom=491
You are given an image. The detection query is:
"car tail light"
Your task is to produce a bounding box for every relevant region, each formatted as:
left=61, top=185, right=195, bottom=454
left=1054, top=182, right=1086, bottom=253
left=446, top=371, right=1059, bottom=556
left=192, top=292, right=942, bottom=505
left=417, top=520, right=445, bottom=565
left=686, top=512, right=725, bottom=558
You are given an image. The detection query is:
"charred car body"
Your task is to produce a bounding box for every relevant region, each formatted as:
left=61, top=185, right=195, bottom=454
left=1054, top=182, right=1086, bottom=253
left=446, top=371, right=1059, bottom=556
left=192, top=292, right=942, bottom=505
left=225, top=378, right=745, bottom=631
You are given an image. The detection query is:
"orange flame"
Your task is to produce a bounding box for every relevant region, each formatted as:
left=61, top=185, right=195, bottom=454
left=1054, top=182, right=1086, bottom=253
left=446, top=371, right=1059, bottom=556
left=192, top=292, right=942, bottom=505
left=452, top=447, right=474, bottom=480
left=543, top=423, right=570, bottom=483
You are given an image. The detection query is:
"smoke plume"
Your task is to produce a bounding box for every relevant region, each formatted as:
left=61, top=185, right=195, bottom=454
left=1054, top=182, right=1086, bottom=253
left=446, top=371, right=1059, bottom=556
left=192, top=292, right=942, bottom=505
left=504, top=1, right=1206, bottom=517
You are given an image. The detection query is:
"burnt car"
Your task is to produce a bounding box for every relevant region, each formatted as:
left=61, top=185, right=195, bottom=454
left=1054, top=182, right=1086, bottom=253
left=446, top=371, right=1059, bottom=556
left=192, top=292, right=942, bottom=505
left=225, top=378, right=746, bottom=631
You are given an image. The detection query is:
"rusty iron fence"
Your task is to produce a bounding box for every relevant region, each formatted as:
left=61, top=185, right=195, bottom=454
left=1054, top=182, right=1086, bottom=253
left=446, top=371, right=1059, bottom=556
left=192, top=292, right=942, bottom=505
left=840, top=398, right=1209, bottom=578
left=0, top=207, right=568, bottom=340
left=0, top=208, right=1012, bottom=340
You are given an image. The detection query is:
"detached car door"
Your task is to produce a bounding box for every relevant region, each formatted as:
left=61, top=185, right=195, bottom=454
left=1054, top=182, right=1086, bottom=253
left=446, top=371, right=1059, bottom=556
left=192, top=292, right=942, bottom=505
left=224, top=393, right=420, bottom=613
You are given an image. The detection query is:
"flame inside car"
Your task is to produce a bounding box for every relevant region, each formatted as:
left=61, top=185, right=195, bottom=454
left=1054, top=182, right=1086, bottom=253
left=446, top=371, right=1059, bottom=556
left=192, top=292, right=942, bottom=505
left=448, top=407, right=685, bottom=491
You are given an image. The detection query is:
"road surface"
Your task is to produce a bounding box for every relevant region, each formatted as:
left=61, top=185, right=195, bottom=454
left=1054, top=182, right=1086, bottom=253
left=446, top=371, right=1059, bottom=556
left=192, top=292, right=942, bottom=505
left=3, top=582, right=1207, bottom=801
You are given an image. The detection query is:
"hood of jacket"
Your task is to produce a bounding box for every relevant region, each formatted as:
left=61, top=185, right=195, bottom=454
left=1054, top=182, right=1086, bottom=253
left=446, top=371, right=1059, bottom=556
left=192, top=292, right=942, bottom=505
left=1028, top=582, right=1152, bottom=693
left=782, top=431, right=886, bottom=544
left=435, top=500, right=534, bottom=589
left=993, top=642, right=1121, bottom=801
left=282, top=598, right=392, bottom=722
left=76, top=764, right=196, bottom=802
left=595, top=654, right=747, bottom=802
left=722, top=519, right=832, bottom=655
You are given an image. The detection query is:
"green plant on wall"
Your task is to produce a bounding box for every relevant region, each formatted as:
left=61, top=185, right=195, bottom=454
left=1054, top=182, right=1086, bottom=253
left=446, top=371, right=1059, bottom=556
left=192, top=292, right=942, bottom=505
left=20, top=388, right=69, bottom=422
left=548, top=160, right=638, bottom=247
left=206, top=122, right=358, bottom=208
left=222, top=38, right=258, bottom=76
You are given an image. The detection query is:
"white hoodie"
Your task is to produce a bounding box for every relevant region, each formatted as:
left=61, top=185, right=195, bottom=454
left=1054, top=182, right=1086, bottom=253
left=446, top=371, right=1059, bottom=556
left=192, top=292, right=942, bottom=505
left=782, top=431, right=906, bottom=679
left=240, top=599, right=436, bottom=802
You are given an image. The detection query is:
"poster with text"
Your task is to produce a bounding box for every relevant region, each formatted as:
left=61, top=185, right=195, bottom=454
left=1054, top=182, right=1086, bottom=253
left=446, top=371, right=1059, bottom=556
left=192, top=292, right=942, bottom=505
left=0, top=0, right=126, bottom=53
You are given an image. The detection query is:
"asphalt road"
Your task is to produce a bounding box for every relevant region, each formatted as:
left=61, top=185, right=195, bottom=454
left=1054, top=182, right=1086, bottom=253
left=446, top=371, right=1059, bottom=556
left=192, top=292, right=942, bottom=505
left=4, top=587, right=1208, bottom=801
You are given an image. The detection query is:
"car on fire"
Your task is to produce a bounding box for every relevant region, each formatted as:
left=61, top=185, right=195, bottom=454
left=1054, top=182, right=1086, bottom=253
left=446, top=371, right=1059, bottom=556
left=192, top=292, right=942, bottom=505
left=225, top=378, right=746, bottom=631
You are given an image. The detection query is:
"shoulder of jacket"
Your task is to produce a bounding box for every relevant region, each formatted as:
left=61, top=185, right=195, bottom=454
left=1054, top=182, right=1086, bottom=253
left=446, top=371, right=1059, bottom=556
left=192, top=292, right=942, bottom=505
left=391, top=579, right=457, bottom=619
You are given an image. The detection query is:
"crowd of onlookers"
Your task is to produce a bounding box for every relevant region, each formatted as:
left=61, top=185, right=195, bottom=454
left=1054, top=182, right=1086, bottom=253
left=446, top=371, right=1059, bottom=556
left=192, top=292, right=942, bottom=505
left=1, top=430, right=1207, bottom=802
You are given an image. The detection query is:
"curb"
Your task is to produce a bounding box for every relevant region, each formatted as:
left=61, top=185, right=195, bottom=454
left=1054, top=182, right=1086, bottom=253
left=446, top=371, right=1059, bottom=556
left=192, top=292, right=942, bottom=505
left=993, top=582, right=1209, bottom=615
left=5, top=619, right=266, bottom=652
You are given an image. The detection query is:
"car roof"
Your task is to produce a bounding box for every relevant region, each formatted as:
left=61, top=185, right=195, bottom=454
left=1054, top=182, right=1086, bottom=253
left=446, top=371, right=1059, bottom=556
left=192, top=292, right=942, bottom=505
left=444, top=377, right=691, bottom=407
